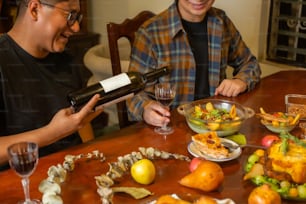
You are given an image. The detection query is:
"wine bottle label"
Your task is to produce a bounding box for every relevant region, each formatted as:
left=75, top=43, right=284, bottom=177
left=95, top=93, right=135, bottom=109
left=100, top=73, right=131, bottom=93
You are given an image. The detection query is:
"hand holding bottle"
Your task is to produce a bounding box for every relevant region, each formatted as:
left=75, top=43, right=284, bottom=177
left=48, top=94, right=102, bottom=140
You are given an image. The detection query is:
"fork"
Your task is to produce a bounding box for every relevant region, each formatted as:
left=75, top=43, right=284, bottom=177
left=221, top=141, right=266, bottom=150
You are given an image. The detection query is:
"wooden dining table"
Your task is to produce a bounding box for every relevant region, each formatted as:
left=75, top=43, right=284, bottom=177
left=0, top=70, right=305, bottom=204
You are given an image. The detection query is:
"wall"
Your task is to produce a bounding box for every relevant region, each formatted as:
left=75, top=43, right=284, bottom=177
left=88, top=0, right=173, bottom=46
left=87, top=0, right=302, bottom=77
left=88, top=0, right=267, bottom=57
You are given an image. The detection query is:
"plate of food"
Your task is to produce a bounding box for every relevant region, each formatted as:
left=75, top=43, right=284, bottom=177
left=256, top=108, right=300, bottom=133
left=177, top=99, right=254, bottom=136
left=243, top=132, right=306, bottom=201
left=149, top=194, right=235, bottom=204
left=187, top=132, right=242, bottom=162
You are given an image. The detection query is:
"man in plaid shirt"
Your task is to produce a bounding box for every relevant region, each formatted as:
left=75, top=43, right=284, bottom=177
left=126, top=0, right=261, bottom=128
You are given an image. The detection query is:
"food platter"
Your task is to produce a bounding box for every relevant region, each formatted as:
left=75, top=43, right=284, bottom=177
left=247, top=164, right=306, bottom=202
left=244, top=142, right=306, bottom=202
left=187, top=138, right=242, bottom=162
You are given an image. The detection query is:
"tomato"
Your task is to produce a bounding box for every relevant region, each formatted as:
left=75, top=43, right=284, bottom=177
left=272, top=112, right=282, bottom=117
left=189, top=157, right=205, bottom=172
left=261, top=134, right=280, bottom=148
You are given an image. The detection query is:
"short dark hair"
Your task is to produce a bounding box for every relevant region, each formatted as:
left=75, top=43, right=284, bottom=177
left=16, top=0, right=69, bottom=17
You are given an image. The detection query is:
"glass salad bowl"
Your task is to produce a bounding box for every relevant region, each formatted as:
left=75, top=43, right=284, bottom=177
left=177, top=99, right=254, bottom=137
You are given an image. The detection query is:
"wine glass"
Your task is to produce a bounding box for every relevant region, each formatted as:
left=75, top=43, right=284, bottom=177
left=7, top=142, right=40, bottom=204
left=154, top=83, right=176, bottom=135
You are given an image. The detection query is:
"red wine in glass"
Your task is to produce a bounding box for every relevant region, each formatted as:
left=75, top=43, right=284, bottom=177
left=7, top=142, right=40, bottom=204
left=10, top=153, right=37, bottom=176
left=154, top=83, right=176, bottom=135
left=158, top=97, right=174, bottom=107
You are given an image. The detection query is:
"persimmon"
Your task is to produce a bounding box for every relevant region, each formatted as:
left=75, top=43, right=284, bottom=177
left=248, top=184, right=281, bottom=204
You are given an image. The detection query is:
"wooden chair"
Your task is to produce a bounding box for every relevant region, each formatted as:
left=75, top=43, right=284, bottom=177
left=107, top=10, right=155, bottom=129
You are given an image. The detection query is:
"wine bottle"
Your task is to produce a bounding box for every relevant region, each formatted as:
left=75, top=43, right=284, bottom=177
left=67, top=66, right=169, bottom=111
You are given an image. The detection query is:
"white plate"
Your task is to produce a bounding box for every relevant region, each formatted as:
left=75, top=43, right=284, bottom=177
left=187, top=138, right=242, bottom=162
left=148, top=194, right=236, bottom=204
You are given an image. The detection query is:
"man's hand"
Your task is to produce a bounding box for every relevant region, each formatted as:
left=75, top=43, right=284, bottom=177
left=48, top=94, right=102, bottom=137
left=215, top=79, right=247, bottom=97
left=143, top=101, right=170, bottom=127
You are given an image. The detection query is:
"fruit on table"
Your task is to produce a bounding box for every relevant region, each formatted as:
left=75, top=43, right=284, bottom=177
left=243, top=163, right=264, bottom=181
left=179, top=160, right=224, bottom=192
left=225, top=133, right=247, bottom=145
left=189, top=157, right=205, bottom=172
left=261, top=134, right=279, bottom=148
left=248, top=184, right=281, bottom=204
left=130, top=159, right=156, bottom=185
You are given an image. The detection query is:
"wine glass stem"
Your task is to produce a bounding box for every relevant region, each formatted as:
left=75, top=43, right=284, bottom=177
left=21, top=177, right=31, bottom=202
left=162, top=112, right=169, bottom=130
left=162, top=122, right=168, bottom=130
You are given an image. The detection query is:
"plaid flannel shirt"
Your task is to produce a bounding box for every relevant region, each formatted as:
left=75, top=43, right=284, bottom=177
left=127, top=2, right=261, bottom=121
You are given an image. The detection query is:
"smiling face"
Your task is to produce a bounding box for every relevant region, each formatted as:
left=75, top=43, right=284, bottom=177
left=36, top=0, right=81, bottom=54
left=177, top=0, right=215, bottom=22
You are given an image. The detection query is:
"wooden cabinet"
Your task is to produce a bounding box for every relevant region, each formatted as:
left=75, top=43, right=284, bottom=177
left=0, top=0, right=15, bottom=33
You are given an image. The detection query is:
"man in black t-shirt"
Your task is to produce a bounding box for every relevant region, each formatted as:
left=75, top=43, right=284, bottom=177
left=0, top=0, right=102, bottom=169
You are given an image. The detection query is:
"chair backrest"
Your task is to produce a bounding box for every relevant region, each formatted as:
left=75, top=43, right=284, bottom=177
left=107, top=10, right=155, bottom=129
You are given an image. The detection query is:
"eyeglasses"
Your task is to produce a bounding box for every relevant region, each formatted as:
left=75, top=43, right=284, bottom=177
left=40, top=1, right=83, bottom=27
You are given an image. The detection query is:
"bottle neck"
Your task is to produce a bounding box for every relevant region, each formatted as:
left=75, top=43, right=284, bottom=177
left=144, top=66, right=169, bottom=82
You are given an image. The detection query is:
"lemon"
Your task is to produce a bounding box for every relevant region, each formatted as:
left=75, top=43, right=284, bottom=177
left=226, top=133, right=247, bottom=145
left=131, top=159, right=156, bottom=185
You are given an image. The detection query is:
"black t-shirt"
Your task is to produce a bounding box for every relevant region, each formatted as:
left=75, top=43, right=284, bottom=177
left=0, top=34, right=92, bottom=169
left=182, top=17, right=210, bottom=100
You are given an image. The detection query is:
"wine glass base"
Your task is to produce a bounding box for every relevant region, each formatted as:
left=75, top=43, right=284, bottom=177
left=18, top=199, right=41, bottom=204
left=154, top=126, right=174, bottom=135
